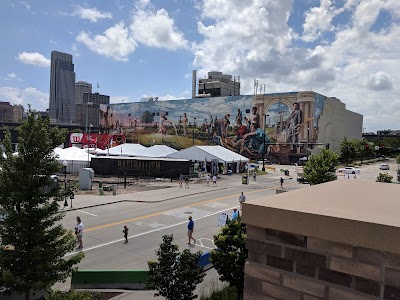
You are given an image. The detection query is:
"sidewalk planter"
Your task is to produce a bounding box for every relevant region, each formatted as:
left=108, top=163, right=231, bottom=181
left=71, top=270, right=149, bottom=290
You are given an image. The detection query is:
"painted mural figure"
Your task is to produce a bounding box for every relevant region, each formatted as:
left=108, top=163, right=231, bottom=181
left=230, top=120, right=249, bottom=148
left=215, top=114, right=231, bottom=139
left=287, top=102, right=303, bottom=149
left=234, top=123, right=269, bottom=158
left=182, top=113, right=188, bottom=136
left=250, top=106, right=260, bottom=125
left=236, top=109, right=242, bottom=123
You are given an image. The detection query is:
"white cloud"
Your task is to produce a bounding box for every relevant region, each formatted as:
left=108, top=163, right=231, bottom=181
left=76, top=22, right=137, bottom=61
left=131, top=8, right=188, bottom=50
left=5, top=73, right=20, bottom=81
left=17, top=52, right=50, bottom=67
left=73, top=5, right=112, bottom=22
left=302, top=0, right=343, bottom=42
left=0, top=87, right=48, bottom=110
left=19, top=2, right=30, bottom=10
left=366, top=72, right=393, bottom=90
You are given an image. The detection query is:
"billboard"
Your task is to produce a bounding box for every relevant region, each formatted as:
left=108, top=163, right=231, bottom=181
left=69, top=133, right=125, bottom=150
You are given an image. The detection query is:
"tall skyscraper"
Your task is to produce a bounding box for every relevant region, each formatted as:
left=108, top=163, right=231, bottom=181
left=49, top=51, right=76, bottom=124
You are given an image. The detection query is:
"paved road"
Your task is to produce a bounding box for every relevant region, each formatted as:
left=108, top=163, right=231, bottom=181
left=55, top=159, right=396, bottom=298
left=55, top=171, right=290, bottom=295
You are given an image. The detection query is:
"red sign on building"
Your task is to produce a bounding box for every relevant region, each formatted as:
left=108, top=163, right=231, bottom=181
left=69, top=133, right=125, bottom=150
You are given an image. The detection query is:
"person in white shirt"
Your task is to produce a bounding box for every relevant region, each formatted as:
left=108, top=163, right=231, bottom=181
left=212, top=175, right=217, bottom=186
left=75, top=216, right=84, bottom=249
left=239, top=192, right=246, bottom=210
left=206, top=174, right=210, bottom=186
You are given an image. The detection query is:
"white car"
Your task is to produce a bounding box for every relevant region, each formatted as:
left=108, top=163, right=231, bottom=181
left=337, top=167, right=360, bottom=174
left=379, top=164, right=390, bottom=170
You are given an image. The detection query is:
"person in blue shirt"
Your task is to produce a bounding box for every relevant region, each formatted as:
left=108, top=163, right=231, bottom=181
left=187, top=216, right=196, bottom=245
left=231, top=208, right=239, bottom=221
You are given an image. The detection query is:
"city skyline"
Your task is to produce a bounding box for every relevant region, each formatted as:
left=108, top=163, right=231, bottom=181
left=0, top=0, right=399, bottom=133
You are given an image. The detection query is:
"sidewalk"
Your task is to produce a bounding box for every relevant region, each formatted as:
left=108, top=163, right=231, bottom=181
left=62, top=167, right=293, bottom=212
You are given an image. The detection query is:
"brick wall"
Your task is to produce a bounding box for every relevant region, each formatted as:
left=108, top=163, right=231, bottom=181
left=244, top=225, right=400, bottom=300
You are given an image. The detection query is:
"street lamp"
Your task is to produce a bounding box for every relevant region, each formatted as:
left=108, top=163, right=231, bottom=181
left=62, top=160, right=69, bottom=208
left=192, top=117, right=197, bottom=145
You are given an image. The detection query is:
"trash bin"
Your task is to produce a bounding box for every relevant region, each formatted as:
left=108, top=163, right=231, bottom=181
left=284, top=170, right=289, bottom=176
left=242, top=175, right=248, bottom=185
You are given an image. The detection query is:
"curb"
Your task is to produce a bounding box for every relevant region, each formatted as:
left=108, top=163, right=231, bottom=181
left=61, top=187, right=228, bottom=212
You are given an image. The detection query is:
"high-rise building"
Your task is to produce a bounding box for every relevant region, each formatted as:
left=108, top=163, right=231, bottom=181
left=75, top=81, right=92, bottom=105
left=75, top=92, right=110, bottom=130
left=197, top=71, right=240, bottom=97
left=49, top=51, right=76, bottom=124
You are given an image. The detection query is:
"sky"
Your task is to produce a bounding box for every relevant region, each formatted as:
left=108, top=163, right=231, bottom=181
left=0, top=0, right=399, bottom=133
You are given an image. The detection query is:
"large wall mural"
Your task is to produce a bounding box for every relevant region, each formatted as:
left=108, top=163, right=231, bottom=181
left=99, top=92, right=327, bottom=164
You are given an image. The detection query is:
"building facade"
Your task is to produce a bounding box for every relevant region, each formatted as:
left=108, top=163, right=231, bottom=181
left=75, top=92, right=110, bottom=131
left=49, top=51, right=76, bottom=124
left=0, top=102, right=24, bottom=122
left=198, top=71, right=241, bottom=97
left=97, top=91, right=362, bottom=164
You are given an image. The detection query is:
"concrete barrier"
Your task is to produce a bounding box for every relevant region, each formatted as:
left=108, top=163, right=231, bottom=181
left=70, top=251, right=213, bottom=290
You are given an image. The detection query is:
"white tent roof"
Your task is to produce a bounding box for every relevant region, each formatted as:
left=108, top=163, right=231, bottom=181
left=166, top=146, right=249, bottom=163
left=95, top=143, right=147, bottom=156
left=53, top=146, right=94, bottom=161
left=140, top=145, right=178, bottom=157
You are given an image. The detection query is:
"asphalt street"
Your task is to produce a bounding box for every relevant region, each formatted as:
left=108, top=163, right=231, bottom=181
left=53, top=158, right=396, bottom=298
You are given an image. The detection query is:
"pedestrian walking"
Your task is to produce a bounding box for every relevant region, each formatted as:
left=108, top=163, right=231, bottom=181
left=231, top=208, right=239, bottom=221
left=206, top=174, right=210, bottom=186
left=185, top=176, right=190, bottom=188
left=187, top=216, right=196, bottom=245
left=280, top=177, right=284, bottom=187
left=75, top=216, right=84, bottom=249
left=179, top=174, right=184, bottom=188
left=239, top=192, right=246, bottom=210
left=212, top=175, right=217, bottom=186
left=123, top=225, right=129, bottom=243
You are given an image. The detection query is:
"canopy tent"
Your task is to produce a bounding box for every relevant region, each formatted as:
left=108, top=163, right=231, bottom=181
left=94, top=143, right=147, bottom=156
left=166, top=146, right=249, bottom=164
left=52, top=146, right=94, bottom=173
left=140, top=145, right=178, bottom=157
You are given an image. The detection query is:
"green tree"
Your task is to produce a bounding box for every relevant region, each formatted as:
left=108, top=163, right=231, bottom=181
left=339, top=137, right=356, bottom=166
left=141, top=110, right=154, bottom=125
left=147, top=234, right=205, bottom=300
left=303, top=149, right=339, bottom=185
left=211, top=217, right=247, bottom=299
left=0, top=111, right=84, bottom=300
left=376, top=172, right=393, bottom=183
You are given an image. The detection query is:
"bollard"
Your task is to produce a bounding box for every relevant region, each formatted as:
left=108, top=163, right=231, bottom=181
left=112, top=184, right=117, bottom=196
left=99, top=181, right=104, bottom=196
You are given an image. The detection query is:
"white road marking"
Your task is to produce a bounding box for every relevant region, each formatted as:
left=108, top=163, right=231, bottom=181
left=64, top=206, right=236, bottom=257
left=77, top=210, right=98, bottom=217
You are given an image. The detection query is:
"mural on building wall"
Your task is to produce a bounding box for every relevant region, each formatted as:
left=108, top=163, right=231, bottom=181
left=99, top=92, right=326, bottom=163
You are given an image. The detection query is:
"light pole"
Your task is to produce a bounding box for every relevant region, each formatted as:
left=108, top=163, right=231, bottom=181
left=192, top=117, right=197, bottom=145
left=62, top=160, right=69, bottom=208
left=85, top=101, right=94, bottom=133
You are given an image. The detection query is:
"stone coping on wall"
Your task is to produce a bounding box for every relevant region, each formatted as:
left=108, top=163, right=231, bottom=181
left=242, top=180, right=400, bottom=255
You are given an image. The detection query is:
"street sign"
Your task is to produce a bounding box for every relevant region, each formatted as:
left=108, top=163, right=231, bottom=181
left=218, top=213, right=228, bottom=227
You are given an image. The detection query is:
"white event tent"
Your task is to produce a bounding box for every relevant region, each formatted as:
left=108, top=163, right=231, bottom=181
left=95, top=143, right=147, bottom=156
left=140, top=145, right=178, bottom=157
left=53, top=147, right=94, bottom=173
left=166, top=146, right=249, bottom=164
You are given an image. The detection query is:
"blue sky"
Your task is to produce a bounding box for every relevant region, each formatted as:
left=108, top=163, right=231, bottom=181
left=0, top=0, right=399, bottom=133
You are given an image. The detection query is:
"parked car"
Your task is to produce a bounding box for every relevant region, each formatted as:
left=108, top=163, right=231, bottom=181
left=379, top=163, right=390, bottom=170
left=337, top=167, right=361, bottom=174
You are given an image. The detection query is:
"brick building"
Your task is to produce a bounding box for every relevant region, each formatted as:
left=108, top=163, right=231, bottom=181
left=242, top=180, right=400, bottom=299
left=0, top=101, right=24, bottom=122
